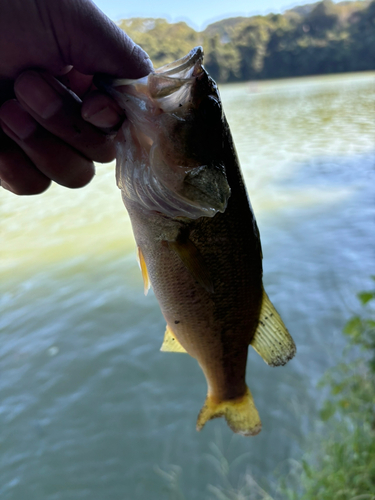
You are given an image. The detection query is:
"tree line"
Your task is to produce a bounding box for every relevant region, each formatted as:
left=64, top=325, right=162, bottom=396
left=118, top=0, right=375, bottom=82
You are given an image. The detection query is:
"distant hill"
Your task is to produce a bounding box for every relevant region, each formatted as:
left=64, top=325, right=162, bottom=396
left=286, top=0, right=368, bottom=17
left=203, top=17, right=249, bottom=38
left=117, top=0, right=375, bottom=82
left=286, top=1, right=321, bottom=17
left=117, top=18, right=199, bottom=69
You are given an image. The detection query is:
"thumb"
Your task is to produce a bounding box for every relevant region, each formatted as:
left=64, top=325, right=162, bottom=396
left=56, top=0, right=153, bottom=78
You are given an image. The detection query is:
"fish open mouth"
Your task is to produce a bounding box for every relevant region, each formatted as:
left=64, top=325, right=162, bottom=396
left=155, top=46, right=204, bottom=77
left=95, top=47, right=231, bottom=219
left=94, top=47, right=204, bottom=100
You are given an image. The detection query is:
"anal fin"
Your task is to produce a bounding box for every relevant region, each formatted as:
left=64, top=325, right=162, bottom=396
left=137, top=246, right=151, bottom=296
left=250, top=289, right=296, bottom=366
left=160, top=324, right=187, bottom=353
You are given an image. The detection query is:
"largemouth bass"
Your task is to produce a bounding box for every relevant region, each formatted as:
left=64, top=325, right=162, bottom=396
left=96, top=47, right=296, bottom=436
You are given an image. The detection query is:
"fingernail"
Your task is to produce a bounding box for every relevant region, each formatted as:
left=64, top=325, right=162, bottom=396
left=0, top=100, right=37, bottom=140
left=133, top=45, right=153, bottom=76
left=82, top=105, right=121, bottom=128
left=15, top=71, right=62, bottom=119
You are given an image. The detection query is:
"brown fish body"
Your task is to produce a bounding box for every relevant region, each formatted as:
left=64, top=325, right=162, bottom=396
left=98, top=47, right=296, bottom=435
left=124, top=124, right=263, bottom=402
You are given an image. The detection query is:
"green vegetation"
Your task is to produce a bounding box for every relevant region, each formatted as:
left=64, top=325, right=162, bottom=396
left=283, top=279, right=375, bottom=499
left=118, top=0, right=375, bottom=82
left=118, top=18, right=199, bottom=69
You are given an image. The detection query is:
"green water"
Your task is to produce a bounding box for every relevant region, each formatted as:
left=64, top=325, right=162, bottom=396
left=1, top=72, right=374, bottom=499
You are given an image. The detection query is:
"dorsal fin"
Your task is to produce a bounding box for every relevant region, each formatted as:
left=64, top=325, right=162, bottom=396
left=160, top=324, right=187, bottom=353
left=137, top=246, right=151, bottom=296
left=250, top=289, right=296, bottom=366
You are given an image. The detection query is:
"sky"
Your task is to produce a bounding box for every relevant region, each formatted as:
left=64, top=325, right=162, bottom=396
left=93, top=0, right=326, bottom=31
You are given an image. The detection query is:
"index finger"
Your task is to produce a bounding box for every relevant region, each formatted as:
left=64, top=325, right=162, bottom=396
left=14, top=71, right=118, bottom=164
left=57, top=1, right=153, bottom=78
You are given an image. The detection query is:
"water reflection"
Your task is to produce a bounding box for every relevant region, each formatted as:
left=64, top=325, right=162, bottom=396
left=1, top=71, right=374, bottom=499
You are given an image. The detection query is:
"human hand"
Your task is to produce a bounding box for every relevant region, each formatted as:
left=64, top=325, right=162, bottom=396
left=0, top=0, right=152, bottom=195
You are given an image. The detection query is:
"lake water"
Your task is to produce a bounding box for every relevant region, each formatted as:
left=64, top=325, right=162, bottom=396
left=1, top=72, right=374, bottom=499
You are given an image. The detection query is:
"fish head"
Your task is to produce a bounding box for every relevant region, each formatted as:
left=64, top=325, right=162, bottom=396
left=95, top=47, right=231, bottom=219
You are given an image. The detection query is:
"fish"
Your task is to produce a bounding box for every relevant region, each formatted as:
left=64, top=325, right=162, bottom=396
left=95, top=47, right=296, bottom=436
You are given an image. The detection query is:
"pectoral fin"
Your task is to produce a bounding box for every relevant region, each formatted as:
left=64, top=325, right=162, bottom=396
left=160, top=324, right=187, bottom=353
left=137, top=247, right=151, bottom=296
left=250, top=289, right=296, bottom=366
left=167, top=237, right=214, bottom=293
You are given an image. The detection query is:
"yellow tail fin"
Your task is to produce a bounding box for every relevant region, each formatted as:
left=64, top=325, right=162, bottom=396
left=196, top=387, right=262, bottom=436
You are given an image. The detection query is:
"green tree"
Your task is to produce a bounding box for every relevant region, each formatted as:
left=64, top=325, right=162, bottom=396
left=117, top=18, right=200, bottom=69
left=116, top=1, right=375, bottom=82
